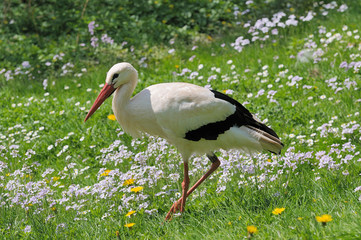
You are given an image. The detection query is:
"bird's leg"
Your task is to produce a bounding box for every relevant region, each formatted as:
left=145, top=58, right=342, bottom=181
left=185, top=153, right=220, bottom=197
left=165, top=161, right=190, bottom=220
left=180, top=161, right=189, bottom=212
left=165, top=154, right=220, bottom=221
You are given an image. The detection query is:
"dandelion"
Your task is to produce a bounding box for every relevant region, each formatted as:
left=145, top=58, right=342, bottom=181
left=124, top=223, right=135, bottom=228
left=123, top=179, right=135, bottom=186
left=125, top=210, right=136, bottom=217
left=316, top=214, right=332, bottom=226
left=130, top=186, right=143, bottom=193
left=272, top=207, right=285, bottom=215
left=297, top=217, right=303, bottom=220
left=100, top=170, right=112, bottom=177
left=108, top=114, right=116, bottom=121
left=247, top=225, right=258, bottom=237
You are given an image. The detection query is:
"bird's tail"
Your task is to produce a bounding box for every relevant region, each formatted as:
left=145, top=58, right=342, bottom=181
left=246, top=126, right=284, bottom=154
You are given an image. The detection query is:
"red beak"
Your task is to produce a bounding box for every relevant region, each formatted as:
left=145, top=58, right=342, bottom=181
left=84, top=83, right=116, bottom=122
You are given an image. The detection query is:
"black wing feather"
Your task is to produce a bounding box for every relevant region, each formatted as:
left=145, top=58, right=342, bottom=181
left=184, top=90, right=281, bottom=141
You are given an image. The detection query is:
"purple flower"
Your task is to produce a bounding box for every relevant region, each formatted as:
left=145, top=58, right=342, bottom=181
left=101, top=34, right=114, bottom=45
left=24, top=225, right=31, bottom=233
left=338, top=4, right=348, bottom=12
left=43, top=79, right=48, bottom=90
left=22, top=61, right=31, bottom=69
left=91, top=37, right=99, bottom=48
left=271, top=28, right=278, bottom=35
left=300, top=11, right=314, bottom=22
left=88, top=21, right=98, bottom=35
left=339, top=61, right=348, bottom=69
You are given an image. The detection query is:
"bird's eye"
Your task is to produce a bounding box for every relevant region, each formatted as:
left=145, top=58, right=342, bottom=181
left=112, top=74, right=119, bottom=81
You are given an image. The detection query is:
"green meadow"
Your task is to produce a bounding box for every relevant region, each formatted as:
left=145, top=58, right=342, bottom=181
left=1, top=1, right=361, bottom=239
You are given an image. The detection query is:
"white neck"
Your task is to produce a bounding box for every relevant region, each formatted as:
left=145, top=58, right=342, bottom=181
left=112, top=76, right=137, bottom=113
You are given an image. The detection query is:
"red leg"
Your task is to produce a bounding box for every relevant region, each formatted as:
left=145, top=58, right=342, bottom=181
left=165, top=161, right=189, bottom=220
left=165, top=154, right=220, bottom=221
left=180, top=162, right=189, bottom=212
left=186, top=154, right=220, bottom=197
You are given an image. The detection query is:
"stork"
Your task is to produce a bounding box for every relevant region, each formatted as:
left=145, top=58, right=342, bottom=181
left=84, top=62, right=283, bottom=220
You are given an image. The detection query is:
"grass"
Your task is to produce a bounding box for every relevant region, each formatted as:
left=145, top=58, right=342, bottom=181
left=1, top=1, right=361, bottom=239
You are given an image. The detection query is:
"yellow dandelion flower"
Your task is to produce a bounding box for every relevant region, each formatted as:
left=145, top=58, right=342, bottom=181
left=53, top=176, right=60, bottom=181
left=130, top=186, right=143, bottom=193
left=51, top=207, right=57, bottom=211
left=124, top=223, right=135, bottom=228
left=125, top=210, right=136, bottom=217
left=247, top=225, right=258, bottom=234
left=228, top=221, right=232, bottom=225
left=316, top=214, right=332, bottom=226
left=107, top=114, right=116, bottom=121
left=123, top=179, right=135, bottom=186
left=238, top=216, right=242, bottom=220
left=297, top=217, right=303, bottom=220
left=272, top=207, right=285, bottom=215
left=101, top=169, right=112, bottom=177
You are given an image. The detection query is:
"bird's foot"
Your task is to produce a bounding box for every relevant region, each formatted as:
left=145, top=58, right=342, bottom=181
left=165, top=198, right=185, bottom=221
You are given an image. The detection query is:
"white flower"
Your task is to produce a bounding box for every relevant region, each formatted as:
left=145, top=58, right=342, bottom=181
left=22, top=61, right=31, bottom=68
left=24, top=225, right=31, bottom=233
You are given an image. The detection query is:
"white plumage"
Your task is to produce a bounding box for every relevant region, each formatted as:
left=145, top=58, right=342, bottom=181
left=85, top=62, right=283, bottom=220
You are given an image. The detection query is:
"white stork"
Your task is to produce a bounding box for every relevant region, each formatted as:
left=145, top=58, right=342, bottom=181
left=84, top=62, right=283, bottom=220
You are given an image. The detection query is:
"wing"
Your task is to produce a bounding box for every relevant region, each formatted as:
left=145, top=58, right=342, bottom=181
left=210, top=90, right=281, bottom=139
left=209, top=90, right=284, bottom=154
left=147, top=83, right=236, bottom=139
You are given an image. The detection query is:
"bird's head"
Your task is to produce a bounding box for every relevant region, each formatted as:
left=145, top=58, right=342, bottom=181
left=84, top=62, right=138, bottom=122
